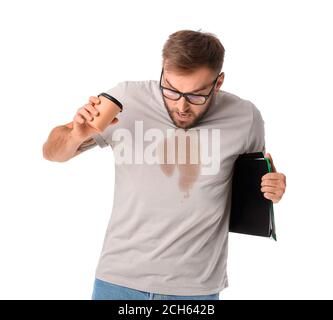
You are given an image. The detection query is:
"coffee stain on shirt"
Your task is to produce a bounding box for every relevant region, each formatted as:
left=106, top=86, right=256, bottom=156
left=157, top=129, right=201, bottom=199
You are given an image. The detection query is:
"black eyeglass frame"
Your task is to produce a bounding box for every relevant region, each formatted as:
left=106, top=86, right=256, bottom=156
left=159, top=68, right=223, bottom=105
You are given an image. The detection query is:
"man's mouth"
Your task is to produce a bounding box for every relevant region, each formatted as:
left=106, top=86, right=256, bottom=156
left=175, top=112, right=191, bottom=121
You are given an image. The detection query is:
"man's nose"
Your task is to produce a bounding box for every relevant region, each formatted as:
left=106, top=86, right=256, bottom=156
left=177, top=97, right=191, bottom=113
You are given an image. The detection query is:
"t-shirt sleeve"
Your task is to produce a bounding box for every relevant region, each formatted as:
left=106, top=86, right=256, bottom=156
left=91, top=81, right=126, bottom=148
left=245, top=103, right=266, bottom=154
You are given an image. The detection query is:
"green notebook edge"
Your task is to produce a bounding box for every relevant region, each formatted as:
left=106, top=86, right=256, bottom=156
left=265, top=157, right=277, bottom=241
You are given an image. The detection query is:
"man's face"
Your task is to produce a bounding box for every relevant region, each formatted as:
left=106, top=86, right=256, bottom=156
left=161, top=66, right=224, bottom=129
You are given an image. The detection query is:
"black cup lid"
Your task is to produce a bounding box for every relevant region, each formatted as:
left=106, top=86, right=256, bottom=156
left=97, top=92, right=123, bottom=112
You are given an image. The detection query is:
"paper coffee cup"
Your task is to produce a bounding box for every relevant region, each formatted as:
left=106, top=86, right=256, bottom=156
left=86, top=92, right=123, bottom=133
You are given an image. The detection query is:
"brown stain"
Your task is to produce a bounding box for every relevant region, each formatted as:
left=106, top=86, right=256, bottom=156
left=159, top=136, right=176, bottom=177
left=157, top=130, right=201, bottom=199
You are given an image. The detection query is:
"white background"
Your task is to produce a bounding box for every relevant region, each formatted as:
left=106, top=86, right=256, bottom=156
left=0, top=0, right=332, bottom=300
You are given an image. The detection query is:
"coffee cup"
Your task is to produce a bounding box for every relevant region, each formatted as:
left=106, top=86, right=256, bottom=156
left=86, top=92, right=123, bottom=133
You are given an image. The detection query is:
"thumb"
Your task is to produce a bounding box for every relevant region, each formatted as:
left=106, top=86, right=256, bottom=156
left=110, top=117, right=119, bottom=125
left=264, top=153, right=277, bottom=172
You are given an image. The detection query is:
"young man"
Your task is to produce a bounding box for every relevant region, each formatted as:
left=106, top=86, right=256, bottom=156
left=43, top=30, right=286, bottom=300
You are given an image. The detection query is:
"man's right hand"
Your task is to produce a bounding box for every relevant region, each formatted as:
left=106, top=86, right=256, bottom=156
left=72, top=96, right=119, bottom=140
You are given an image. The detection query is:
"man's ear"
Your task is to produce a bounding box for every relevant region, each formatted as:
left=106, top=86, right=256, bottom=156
left=215, top=72, right=225, bottom=92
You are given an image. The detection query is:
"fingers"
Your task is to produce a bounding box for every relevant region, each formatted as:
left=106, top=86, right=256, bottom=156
left=84, top=103, right=100, bottom=117
left=79, top=105, right=94, bottom=122
left=89, top=96, right=101, bottom=105
left=74, top=113, right=85, bottom=124
left=74, top=103, right=99, bottom=124
left=262, top=172, right=285, bottom=181
left=261, top=186, right=276, bottom=193
left=261, top=185, right=285, bottom=194
left=110, top=117, right=119, bottom=125
left=261, top=172, right=286, bottom=203
left=73, top=99, right=119, bottom=127
left=263, top=191, right=283, bottom=203
left=263, top=192, right=278, bottom=202
left=261, top=179, right=279, bottom=187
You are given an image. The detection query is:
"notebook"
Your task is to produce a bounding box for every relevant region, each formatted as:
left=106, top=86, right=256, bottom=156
left=229, top=152, right=277, bottom=241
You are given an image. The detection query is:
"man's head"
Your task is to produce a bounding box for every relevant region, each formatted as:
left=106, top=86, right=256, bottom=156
left=161, top=30, right=225, bottom=129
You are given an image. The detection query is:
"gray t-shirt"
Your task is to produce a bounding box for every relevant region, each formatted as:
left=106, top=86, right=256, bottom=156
left=91, top=80, right=266, bottom=295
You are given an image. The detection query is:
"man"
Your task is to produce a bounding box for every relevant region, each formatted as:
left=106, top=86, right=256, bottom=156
left=43, top=30, right=286, bottom=300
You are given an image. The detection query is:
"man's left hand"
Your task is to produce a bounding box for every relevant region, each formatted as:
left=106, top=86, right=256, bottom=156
left=261, top=153, right=286, bottom=204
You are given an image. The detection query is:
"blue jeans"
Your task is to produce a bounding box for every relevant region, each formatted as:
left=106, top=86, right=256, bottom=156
left=92, top=278, right=220, bottom=300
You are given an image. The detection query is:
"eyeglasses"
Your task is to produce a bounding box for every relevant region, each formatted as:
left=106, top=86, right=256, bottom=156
left=159, top=68, right=222, bottom=105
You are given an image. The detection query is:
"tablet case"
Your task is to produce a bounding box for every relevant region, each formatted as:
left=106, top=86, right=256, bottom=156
left=229, top=152, right=277, bottom=241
